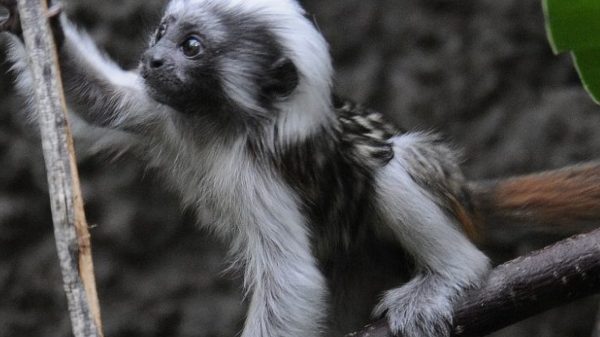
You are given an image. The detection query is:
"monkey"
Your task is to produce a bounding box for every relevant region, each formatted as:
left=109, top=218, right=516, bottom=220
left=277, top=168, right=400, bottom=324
left=1, top=0, right=600, bottom=336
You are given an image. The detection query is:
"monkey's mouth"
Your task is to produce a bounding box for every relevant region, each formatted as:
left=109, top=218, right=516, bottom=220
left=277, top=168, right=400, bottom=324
left=141, top=70, right=185, bottom=108
left=144, top=85, right=170, bottom=106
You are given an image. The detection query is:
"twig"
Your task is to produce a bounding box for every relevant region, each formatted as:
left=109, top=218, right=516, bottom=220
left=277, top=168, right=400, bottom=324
left=17, top=0, right=103, bottom=336
left=347, top=228, right=600, bottom=337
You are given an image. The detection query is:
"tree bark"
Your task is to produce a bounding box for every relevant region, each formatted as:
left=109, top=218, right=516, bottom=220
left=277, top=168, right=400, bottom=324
left=17, top=0, right=103, bottom=336
left=347, top=228, right=600, bottom=337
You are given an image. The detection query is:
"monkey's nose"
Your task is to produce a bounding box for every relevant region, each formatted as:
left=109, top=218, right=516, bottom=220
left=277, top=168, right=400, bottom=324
left=149, top=56, right=165, bottom=69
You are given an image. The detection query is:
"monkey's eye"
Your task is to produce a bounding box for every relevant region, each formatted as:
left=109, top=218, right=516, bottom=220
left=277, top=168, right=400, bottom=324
left=181, top=36, right=204, bottom=58
left=156, top=23, right=167, bottom=42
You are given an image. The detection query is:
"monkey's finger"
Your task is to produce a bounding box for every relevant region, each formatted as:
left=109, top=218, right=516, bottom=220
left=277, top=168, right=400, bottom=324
left=46, top=3, right=62, bottom=19
left=47, top=3, right=64, bottom=47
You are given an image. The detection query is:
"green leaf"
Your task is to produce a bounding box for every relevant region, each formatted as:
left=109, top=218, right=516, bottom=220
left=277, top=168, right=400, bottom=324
left=544, top=0, right=600, bottom=54
left=543, top=0, right=600, bottom=104
left=572, top=49, right=600, bottom=104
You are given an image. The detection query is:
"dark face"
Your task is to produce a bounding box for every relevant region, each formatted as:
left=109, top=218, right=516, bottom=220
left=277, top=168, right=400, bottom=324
left=140, top=15, right=222, bottom=113
left=140, top=10, right=299, bottom=124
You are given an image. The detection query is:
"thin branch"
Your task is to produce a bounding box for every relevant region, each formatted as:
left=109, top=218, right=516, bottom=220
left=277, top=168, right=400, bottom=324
left=347, top=228, right=600, bottom=337
left=17, top=0, right=103, bottom=336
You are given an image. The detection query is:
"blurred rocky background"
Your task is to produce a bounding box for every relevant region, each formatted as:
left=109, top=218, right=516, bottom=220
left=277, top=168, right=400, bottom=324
left=0, top=0, right=599, bottom=336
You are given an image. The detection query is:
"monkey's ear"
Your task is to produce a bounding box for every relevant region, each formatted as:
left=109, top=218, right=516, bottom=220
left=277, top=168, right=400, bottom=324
left=262, top=57, right=299, bottom=99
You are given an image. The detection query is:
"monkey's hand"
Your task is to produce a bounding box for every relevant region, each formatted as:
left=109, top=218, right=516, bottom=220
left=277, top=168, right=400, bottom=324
left=0, top=0, right=21, bottom=37
left=0, top=0, right=63, bottom=45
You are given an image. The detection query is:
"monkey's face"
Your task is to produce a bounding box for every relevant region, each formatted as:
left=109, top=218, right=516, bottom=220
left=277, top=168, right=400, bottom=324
left=140, top=9, right=299, bottom=122
left=140, top=14, right=224, bottom=114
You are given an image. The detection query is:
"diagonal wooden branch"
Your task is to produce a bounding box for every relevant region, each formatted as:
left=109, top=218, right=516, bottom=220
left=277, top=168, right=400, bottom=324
left=17, top=0, right=103, bottom=336
left=347, top=228, right=600, bottom=337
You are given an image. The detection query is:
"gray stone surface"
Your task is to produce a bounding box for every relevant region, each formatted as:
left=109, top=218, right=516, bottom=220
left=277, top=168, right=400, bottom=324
left=0, top=0, right=598, bottom=336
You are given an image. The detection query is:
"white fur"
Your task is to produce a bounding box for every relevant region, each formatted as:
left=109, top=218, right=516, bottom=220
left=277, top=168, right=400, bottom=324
left=62, top=20, right=140, bottom=90
left=68, top=113, right=142, bottom=159
left=148, top=133, right=327, bottom=337
left=376, top=134, right=488, bottom=276
left=5, top=35, right=35, bottom=111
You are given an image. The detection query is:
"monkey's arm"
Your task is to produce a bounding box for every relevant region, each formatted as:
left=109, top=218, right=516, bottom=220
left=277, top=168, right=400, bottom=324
left=231, top=173, right=328, bottom=337
left=241, top=231, right=327, bottom=337
left=469, top=162, right=600, bottom=231
left=2, top=3, right=167, bottom=134
left=56, top=20, right=169, bottom=132
left=2, top=32, right=145, bottom=156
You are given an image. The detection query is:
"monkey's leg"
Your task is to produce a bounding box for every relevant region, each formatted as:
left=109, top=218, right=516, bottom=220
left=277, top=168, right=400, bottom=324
left=372, top=133, right=490, bottom=337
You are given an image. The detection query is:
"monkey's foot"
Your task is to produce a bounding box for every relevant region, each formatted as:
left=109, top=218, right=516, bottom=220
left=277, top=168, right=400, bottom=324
left=373, top=275, right=455, bottom=337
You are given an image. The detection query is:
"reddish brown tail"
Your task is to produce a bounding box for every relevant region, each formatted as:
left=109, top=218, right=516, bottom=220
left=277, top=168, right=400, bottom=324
left=469, top=162, right=600, bottom=231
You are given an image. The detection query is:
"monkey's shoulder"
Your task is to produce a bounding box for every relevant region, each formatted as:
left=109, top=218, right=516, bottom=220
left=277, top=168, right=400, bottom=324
left=333, top=97, right=402, bottom=171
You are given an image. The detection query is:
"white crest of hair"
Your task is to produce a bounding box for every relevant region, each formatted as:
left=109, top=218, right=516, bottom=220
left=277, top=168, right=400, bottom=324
left=166, top=0, right=336, bottom=145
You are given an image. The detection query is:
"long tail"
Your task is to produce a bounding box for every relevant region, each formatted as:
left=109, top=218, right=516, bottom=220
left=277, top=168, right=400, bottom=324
left=468, top=162, right=600, bottom=231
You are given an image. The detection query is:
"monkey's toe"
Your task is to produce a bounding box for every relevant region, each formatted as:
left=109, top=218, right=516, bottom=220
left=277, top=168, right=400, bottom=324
left=373, top=277, right=454, bottom=337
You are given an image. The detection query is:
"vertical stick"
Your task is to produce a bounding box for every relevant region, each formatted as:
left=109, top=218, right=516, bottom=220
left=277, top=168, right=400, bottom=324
left=16, top=0, right=103, bottom=336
